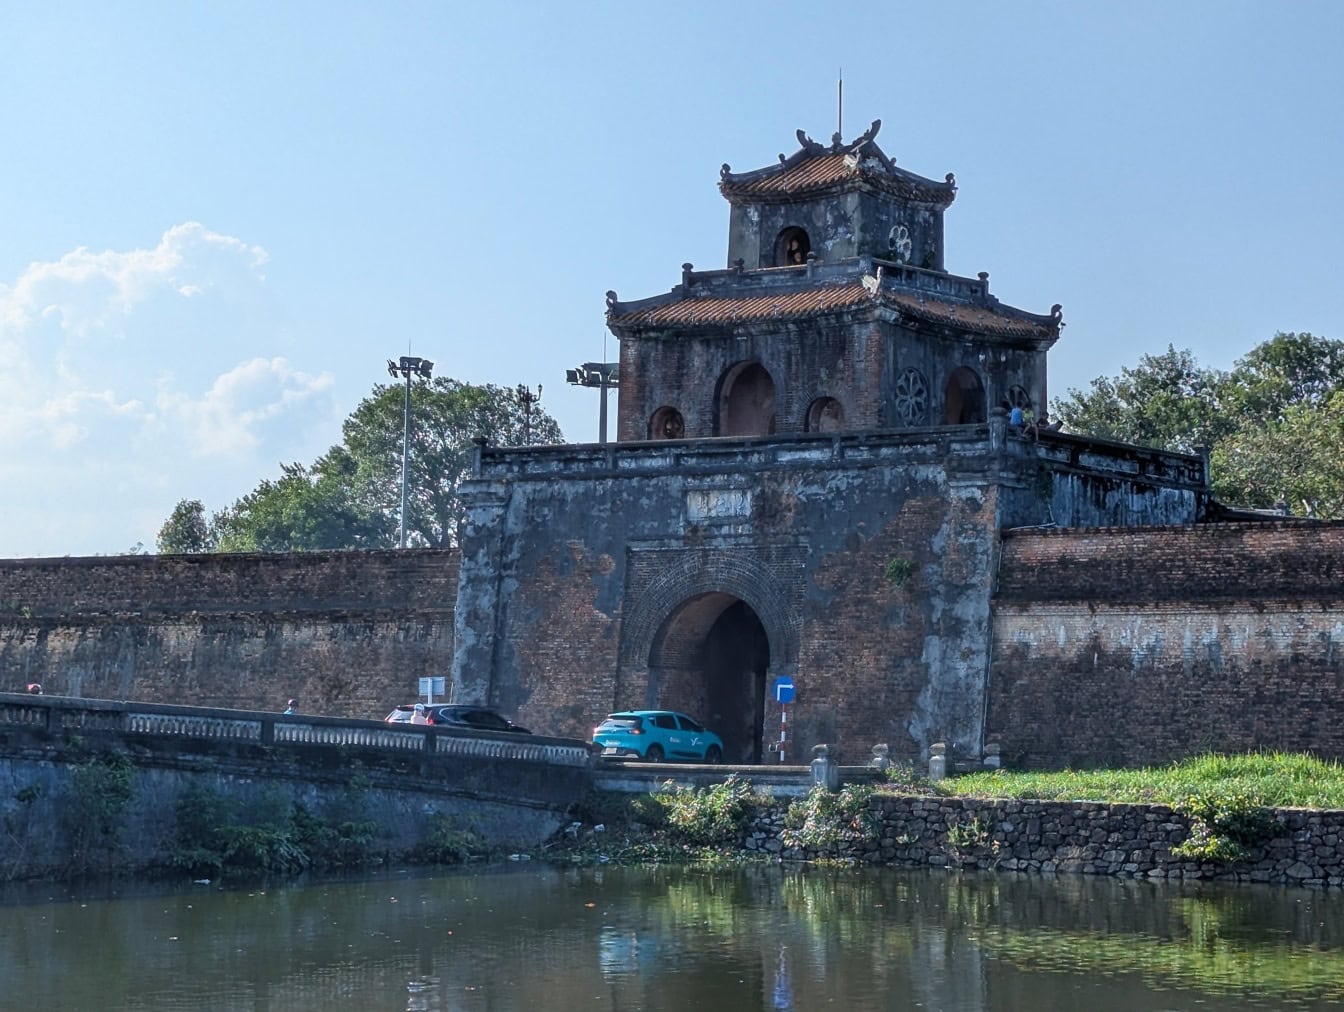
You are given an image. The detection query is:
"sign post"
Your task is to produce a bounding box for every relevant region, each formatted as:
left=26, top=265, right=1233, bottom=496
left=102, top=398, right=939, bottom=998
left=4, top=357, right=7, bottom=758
left=418, top=676, right=446, bottom=705
left=771, top=676, right=796, bottom=764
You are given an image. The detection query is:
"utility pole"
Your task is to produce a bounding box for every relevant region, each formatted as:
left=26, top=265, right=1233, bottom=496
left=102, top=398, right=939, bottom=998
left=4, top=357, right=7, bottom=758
left=565, top=362, right=620, bottom=444
left=387, top=356, right=434, bottom=548
left=516, top=383, right=542, bottom=444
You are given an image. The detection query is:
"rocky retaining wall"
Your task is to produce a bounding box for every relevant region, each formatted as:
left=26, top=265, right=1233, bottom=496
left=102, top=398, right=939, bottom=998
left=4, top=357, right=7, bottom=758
left=740, top=794, right=1344, bottom=888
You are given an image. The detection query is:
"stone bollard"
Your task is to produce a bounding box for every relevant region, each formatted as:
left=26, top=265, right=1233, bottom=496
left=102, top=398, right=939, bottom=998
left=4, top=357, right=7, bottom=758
left=982, top=743, right=1002, bottom=770
left=928, top=742, right=947, bottom=782
left=869, top=743, right=891, bottom=772
left=811, top=744, right=840, bottom=791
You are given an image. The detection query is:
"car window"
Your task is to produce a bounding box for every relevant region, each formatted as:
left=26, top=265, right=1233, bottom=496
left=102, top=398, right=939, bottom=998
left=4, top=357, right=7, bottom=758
left=470, top=710, right=510, bottom=730
left=677, top=715, right=704, bottom=732
left=597, top=716, right=641, bottom=732
left=652, top=714, right=678, bottom=730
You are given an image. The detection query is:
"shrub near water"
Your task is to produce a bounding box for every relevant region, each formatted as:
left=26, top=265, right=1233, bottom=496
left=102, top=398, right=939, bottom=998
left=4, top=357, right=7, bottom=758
left=652, top=775, right=756, bottom=845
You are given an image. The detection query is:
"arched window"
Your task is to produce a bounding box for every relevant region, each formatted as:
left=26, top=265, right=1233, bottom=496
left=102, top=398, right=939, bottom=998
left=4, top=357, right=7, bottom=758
left=773, top=227, right=811, bottom=267
left=944, top=367, right=986, bottom=425
left=715, top=362, right=776, bottom=437
left=650, top=406, right=685, bottom=440
left=805, top=396, right=845, bottom=433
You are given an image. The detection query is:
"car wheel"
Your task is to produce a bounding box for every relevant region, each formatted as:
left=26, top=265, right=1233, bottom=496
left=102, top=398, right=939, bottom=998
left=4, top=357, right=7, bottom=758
left=704, top=745, right=722, bottom=764
left=645, top=744, right=664, bottom=762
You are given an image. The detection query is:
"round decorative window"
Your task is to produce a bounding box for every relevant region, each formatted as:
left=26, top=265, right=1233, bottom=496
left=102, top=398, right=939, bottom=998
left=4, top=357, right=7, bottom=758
left=893, top=368, right=929, bottom=426
left=1008, top=385, right=1032, bottom=412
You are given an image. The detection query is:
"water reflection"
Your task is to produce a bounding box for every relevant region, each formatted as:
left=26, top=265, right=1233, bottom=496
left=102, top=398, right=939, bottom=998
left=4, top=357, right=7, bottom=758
left=2, top=866, right=1343, bottom=1010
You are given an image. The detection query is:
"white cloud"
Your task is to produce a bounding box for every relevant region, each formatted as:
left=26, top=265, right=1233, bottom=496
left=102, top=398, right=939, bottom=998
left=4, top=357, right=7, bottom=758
left=0, top=225, right=338, bottom=558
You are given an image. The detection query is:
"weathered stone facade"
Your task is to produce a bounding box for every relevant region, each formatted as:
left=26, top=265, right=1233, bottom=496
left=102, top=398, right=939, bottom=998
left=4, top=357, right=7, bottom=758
left=989, top=521, right=1344, bottom=768
left=0, top=551, right=458, bottom=718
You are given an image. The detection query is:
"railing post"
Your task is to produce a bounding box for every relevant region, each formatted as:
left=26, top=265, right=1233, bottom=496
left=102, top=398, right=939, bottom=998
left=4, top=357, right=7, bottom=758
left=929, top=742, right=947, bottom=782
left=260, top=717, right=275, bottom=745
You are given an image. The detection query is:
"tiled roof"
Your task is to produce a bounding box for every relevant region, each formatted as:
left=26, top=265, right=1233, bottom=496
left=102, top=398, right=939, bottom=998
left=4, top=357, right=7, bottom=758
left=885, top=292, right=1054, bottom=338
left=719, top=153, right=956, bottom=205
left=609, top=282, right=1057, bottom=339
left=608, top=284, right=872, bottom=327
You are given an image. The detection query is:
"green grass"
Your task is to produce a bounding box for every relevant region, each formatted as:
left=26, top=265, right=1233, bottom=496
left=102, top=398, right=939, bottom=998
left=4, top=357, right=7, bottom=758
left=932, top=752, right=1344, bottom=809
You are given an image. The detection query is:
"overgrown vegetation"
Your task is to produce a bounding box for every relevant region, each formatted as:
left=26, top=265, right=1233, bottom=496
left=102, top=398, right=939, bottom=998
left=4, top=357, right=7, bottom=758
left=884, top=557, right=914, bottom=588
left=160, top=779, right=490, bottom=878
left=782, top=785, right=879, bottom=851
left=1169, top=789, right=1279, bottom=862
left=654, top=775, right=756, bottom=845
left=65, top=753, right=135, bottom=876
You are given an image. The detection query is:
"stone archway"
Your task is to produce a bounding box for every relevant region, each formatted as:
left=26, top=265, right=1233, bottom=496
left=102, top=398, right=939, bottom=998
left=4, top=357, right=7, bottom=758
left=944, top=366, right=986, bottom=425
left=716, top=361, right=776, bottom=437
left=649, top=594, right=770, bottom=763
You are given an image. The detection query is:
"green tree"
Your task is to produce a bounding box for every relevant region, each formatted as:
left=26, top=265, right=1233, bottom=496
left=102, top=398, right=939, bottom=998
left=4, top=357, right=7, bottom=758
left=1052, top=345, right=1231, bottom=453
left=174, top=378, right=564, bottom=553
left=337, top=378, right=563, bottom=547
left=1220, top=332, right=1344, bottom=424
left=1211, top=391, right=1344, bottom=516
left=210, top=461, right=394, bottom=553
left=157, top=499, right=216, bottom=554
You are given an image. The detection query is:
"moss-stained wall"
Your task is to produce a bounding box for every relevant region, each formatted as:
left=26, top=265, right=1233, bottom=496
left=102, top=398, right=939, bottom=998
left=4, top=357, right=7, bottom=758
left=989, top=522, right=1344, bottom=767
left=0, top=550, right=459, bottom=719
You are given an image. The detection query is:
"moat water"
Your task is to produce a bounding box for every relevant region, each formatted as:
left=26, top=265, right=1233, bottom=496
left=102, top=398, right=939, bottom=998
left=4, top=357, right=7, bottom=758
left=5, top=864, right=1344, bottom=1010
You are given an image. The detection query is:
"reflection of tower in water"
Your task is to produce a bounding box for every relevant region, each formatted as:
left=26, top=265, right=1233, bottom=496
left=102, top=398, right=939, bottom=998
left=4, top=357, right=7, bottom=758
left=772, top=944, right=793, bottom=1009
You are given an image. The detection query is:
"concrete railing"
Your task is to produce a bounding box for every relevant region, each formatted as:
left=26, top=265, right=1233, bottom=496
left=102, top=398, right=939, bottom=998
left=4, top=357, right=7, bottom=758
left=0, top=693, right=593, bottom=768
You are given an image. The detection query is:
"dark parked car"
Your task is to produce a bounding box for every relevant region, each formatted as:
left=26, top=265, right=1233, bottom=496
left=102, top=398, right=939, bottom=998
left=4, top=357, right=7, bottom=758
left=384, top=703, right=531, bottom=735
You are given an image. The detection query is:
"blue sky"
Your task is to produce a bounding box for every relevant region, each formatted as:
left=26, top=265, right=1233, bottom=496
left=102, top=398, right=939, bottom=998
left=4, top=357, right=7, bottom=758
left=2, top=1, right=1341, bottom=558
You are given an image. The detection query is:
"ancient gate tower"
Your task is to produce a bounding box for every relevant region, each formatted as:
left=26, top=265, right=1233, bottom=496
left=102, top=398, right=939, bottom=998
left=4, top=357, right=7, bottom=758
left=452, top=122, right=1205, bottom=763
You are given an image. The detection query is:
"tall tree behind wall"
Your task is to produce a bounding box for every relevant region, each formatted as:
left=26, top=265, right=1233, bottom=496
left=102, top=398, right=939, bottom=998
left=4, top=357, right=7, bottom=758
left=159, top=379, right=564, bottom=552
left=1053, top=333, right=1344, bottom=517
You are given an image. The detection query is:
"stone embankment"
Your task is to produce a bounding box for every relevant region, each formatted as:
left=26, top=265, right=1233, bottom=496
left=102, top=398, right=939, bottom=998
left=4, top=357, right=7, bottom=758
left=740, top=794, right=1344, bottom=888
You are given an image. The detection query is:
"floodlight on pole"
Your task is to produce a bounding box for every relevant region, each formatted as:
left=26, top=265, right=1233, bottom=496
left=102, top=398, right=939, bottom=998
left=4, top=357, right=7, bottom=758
left=388, top=355, right=434, bottom=548
left=565, top=362, right=619, bottom=444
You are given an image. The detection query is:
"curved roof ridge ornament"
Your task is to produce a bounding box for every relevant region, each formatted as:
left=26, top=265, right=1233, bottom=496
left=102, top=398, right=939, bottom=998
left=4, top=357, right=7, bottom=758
left=796, top=128, right=826, bottom=154
left=850, top=119, right=881, bottom=148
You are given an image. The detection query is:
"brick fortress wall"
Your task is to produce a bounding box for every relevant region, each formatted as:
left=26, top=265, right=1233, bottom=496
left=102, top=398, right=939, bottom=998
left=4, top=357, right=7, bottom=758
left=0, top=550, right=459, bottom=719
left=989, top=522, right=1344, bottom=767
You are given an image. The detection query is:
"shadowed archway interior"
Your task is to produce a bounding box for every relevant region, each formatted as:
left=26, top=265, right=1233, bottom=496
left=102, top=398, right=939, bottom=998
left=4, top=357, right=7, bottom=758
left=648, top=593, right=770, bottom=763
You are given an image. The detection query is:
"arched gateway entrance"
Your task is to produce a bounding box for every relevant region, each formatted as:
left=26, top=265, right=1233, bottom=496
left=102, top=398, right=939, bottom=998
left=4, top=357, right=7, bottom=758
left=648, top=593, right=770, bottom=763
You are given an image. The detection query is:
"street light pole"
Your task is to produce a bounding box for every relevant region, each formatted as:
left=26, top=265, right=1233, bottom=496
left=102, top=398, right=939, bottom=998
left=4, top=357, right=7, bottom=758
left=387, top=356, right=434, bottom=548
left=565, top=362, right=620, bottom=444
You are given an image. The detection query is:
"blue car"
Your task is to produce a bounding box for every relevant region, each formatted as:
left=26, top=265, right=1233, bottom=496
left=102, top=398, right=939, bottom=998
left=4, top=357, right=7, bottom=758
left=592, top=710, right=724, bottom=763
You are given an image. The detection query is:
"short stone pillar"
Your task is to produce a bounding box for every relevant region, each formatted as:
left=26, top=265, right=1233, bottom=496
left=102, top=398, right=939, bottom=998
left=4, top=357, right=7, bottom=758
left=811, top=744, right=840, bottom=791
left=982, top=743, right=1002, bottom=770
left=869, top=743, right=891, bottom=772
left=928, top=742, right=947, bottom=782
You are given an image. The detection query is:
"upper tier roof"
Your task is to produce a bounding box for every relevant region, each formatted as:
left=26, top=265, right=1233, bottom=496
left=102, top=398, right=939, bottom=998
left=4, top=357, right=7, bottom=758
left=718, top=120, right=957, bottom=206
left=606, top=262, right=1061, bottom=343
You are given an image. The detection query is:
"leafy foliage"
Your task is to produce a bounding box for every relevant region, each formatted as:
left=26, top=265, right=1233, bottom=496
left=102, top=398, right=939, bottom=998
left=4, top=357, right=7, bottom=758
left=168, top=783, right=381, bottom=877
left=1170, top=789, right=1279, bottom=863
left=65, top=753, right=136, bottom=876
left=652, top=775, right=756, bottom=845
left=782, top=785, right=879, bottom=851
left=161, top=377, right=564, bottom=552
left=156, top=499, right=216, bottom=553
